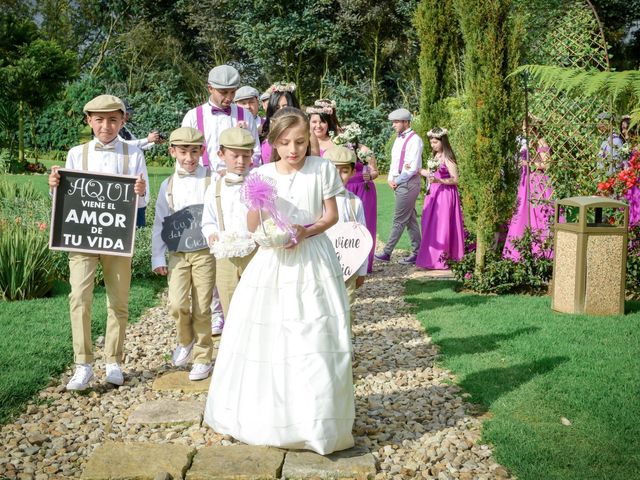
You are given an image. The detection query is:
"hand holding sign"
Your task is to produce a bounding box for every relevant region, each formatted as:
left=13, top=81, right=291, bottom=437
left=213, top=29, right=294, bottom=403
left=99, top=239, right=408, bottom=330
left=325, top=221, right=373, bottom=281
left=134, top=173, right=146, bottom=196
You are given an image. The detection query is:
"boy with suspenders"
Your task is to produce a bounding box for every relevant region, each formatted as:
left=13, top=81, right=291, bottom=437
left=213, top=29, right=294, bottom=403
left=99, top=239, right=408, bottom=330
left=48, top=94, right=149, bottom=391
left=181, top=65, right=261, bottom=333
left=324, top=146, right=368, bottom=313
left=151, top=127, right=215, bottom=381
left=201, top=128, right=257, bottom=318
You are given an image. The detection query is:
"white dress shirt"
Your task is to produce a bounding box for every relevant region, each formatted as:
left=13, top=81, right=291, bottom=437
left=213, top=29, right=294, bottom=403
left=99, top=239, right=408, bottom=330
left=201, top=177, right=250, bottom=240
left=65, top=137, right=149, bottom=207
left=181, top=102, right=261, bottom=172
left=151, top=165, right=211, bottom=269
left=388, top=128, right=424, bottom=184
left=335, top=190, right=367, bottom=277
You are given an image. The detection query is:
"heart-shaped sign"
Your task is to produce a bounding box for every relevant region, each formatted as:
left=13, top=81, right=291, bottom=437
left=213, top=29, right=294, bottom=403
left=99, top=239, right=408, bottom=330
left=325, top=221, right=373, bottom=280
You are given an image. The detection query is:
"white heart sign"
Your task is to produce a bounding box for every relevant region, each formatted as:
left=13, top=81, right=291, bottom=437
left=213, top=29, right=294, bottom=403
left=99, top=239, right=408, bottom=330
left=325, top=221, right=373, bottom=280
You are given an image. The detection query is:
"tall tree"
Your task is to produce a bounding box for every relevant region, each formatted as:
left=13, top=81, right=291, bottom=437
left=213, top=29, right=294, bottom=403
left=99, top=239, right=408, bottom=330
left=415, top=0, right=462, bottom=132
left=453, top=0, right=523, bottom=271
left=0, top=14, right=77, bottom=167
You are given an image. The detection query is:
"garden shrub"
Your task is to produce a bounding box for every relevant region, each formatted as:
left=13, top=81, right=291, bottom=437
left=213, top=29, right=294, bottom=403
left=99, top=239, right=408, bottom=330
left=0, top=220, right=55, bottom=300
left=626, top=225, right=640, bottom=299
left=450, top=228, right=553, bottom=294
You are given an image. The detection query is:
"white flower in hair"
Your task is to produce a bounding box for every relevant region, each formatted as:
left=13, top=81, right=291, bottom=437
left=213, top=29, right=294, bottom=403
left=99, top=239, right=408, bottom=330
left=427, top=127, right=448, bottom=139
left=268, top=82, right=296, bottom=94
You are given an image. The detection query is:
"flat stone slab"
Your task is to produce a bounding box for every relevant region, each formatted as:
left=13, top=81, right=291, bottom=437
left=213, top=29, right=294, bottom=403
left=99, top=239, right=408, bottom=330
left=127, top=399, right=204, bottom=426
left=187, top=445, right=285, bottom=480
left=152, top=371, right=211, bottom=393
left=81, top=442, right=195, bottom=480
left=281, top=446, right=376, bottom=479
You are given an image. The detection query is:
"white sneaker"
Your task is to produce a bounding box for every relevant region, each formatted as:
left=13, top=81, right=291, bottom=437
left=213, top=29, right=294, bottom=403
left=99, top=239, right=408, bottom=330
left=66, top=364, right=93, bottom=391
left=211, top=315, right=224, bottom=336
left=172, top=340, right=195, bottom=367
left=105, top=363, right=124, bottom=386
left=189, top=363, right=212, bottom=381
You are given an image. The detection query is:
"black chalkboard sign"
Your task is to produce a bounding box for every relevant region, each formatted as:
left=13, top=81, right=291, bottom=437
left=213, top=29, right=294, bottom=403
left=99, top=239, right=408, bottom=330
left=161, top=204, right=208, bottom=252
left=49, top=169, right=139, bottom=256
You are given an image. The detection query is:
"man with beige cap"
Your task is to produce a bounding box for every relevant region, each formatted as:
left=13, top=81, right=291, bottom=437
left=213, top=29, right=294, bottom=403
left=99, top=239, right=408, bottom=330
left=48, top=94, right=149, bottom=391
left=375, top=107, right=423, bottom=265
left=201, top=127, right=258, bottom=324
left=182, top=65, right=261, bottom=174
left=152, top=127, right=215, bottom=381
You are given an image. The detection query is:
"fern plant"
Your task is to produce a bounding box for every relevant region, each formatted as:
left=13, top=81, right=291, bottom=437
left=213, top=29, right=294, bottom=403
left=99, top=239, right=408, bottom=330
left=512, top=65, right=640, bottom=127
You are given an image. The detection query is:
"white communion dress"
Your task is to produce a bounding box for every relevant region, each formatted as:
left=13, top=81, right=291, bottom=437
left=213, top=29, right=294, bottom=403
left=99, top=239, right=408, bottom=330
left=203, top=156, right=355, bottom=455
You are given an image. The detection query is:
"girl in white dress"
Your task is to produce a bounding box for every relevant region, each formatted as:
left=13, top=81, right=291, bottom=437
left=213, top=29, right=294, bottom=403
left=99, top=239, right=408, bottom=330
left=203, top=107, right=355, bottom=455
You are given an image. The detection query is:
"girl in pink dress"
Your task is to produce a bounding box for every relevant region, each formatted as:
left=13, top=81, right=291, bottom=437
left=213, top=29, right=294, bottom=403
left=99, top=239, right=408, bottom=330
left=503, top=121, right=553, bottom=260
left=260, top=83, right=300, bottom=163
left=416, top=127, right=465, bottom=269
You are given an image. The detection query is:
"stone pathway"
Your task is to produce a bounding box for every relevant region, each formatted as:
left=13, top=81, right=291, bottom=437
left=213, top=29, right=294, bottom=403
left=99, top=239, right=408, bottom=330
left=0, top=253, right=511, bottom=479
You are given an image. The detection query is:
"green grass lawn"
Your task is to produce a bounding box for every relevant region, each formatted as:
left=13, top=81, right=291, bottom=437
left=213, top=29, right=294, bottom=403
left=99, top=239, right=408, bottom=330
left=406, top=279, right=640, bottom=480
left=0, top=277, right=165, bottom=423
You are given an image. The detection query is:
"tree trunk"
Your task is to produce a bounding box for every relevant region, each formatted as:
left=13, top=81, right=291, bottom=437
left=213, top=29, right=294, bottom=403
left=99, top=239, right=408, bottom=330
left=474, top=232, right=487, bottom=274
left=371, top=26, right=380, bottom=108
left=18, top=101, right=25, bottom=167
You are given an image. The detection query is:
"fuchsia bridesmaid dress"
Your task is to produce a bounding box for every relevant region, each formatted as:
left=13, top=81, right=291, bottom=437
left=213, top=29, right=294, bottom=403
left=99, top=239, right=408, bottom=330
left=503, top=146, right=553, bottom=260
left=416, top=162, right=465, bottom=269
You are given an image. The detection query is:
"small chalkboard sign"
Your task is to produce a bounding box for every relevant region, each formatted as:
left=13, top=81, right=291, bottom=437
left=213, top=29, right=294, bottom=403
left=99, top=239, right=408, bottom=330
left=161, top=204, right=208, bottom=252
left=49, top=169, right=139, bottom=256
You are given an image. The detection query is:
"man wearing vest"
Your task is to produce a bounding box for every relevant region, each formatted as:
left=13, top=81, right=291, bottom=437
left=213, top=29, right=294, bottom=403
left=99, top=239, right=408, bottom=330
left=181, top=65, right=261, bottom=175
left=48, top=94, right=149, bottom=391
left=375, top=108, right=423, bottom=265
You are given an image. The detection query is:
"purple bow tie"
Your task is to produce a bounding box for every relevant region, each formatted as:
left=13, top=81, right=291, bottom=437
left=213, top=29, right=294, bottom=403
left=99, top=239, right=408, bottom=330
left=399, top=130, right=411, bottom=139
left=211, top=105, right=231, bottom=116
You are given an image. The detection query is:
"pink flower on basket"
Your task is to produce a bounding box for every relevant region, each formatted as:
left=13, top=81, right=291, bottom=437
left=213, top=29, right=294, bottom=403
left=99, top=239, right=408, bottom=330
left=240, top=172, right=296, bottom=242
left=464, top=272, right=472, bottom=280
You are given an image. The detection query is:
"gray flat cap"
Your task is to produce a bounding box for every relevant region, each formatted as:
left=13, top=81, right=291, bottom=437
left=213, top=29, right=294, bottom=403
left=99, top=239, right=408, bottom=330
left=259, top=91, right=271, bottom=102
left=234, top=86, right=260, bottom=101
left=596, top=112, right=611, bottom=121
left=208, top=65, right=240, bottom=89
left=388, top=108, right=412, bottom=121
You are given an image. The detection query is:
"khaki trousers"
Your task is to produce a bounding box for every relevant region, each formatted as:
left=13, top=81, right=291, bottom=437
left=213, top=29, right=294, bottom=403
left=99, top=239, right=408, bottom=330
left=216, top=250, right=256, bottom=317
left=68, top=252, right=132, bottom=364
left=167, top=249, right=215, bottom=364
left=345, top=274, right=358, bottom=334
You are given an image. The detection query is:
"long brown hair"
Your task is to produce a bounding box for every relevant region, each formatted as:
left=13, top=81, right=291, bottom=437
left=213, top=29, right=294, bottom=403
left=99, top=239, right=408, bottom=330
left=267, top=107, right=311, bottom=162
left=429, top=127, right=457, bottom=164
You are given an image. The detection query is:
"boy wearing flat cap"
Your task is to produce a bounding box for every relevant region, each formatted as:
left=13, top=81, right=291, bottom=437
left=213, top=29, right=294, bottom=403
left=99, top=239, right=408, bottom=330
left=182, top=65, right=261, bottom=175
left=48, top=94, right=149, bottom=391
left=324, top=146, right=367, bottom=314
left=234, top=86, right=264, bottom=136
left=152, top=127, right=215, bottom=381
left=376, top=108, right=423, bottom=265
left=201, top=128, right=258, bottom=323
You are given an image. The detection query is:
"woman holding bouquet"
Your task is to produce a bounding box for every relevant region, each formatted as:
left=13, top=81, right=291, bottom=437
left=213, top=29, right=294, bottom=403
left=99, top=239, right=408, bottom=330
left=204, top=107, right=355, bottom=455
left=416, top=127, right=465, bottom=270
left=310, top=107, right=379, bottom=273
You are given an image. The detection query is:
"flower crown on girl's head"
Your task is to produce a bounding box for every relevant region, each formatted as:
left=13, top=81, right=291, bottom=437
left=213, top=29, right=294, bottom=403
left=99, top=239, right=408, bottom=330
left=306, top=99, right=336, bottom=116
left=427, top=127, right=448, bottom=139
left=267, top=82, right=296, bottom=94
left=305, top=105, right=334, bottom=115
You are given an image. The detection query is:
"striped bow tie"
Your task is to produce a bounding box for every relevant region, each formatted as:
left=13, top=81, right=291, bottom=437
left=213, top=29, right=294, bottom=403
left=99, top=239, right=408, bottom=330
left=212, top=106, right=231, bottom=116
left=177, top=169, right=196, bottom=178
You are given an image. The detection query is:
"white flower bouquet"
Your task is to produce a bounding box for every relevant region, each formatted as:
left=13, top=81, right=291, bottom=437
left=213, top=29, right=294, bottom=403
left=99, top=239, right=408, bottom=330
left=210, top=231, right=256, bottom=259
